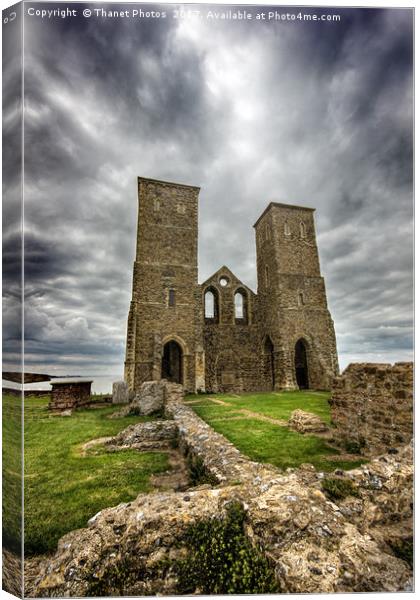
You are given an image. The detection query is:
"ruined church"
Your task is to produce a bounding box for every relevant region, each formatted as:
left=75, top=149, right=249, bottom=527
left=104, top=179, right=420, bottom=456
left=125, top=177, right=339, bottom=394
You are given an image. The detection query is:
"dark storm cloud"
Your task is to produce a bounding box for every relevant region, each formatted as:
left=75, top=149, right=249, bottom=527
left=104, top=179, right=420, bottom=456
left=12, top=3, right=413, bottom=377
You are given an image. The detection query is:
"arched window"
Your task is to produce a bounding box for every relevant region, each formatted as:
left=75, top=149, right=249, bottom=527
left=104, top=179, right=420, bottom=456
left=284, top=221, right=291, bottom=236
left=300, top=221, right=307, bottom=238
left=234, top=289, right=248, bottom=324
left=204, top=287, right=219, bottom=323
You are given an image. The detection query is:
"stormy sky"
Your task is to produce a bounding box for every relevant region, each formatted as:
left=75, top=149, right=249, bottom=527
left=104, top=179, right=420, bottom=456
left=2, top=2, right=413, bottom=379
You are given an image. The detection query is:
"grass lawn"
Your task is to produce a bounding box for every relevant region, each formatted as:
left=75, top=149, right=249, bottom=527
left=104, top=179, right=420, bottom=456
left=188, top=391, right=366, bottom=472
left=22, top=396, right=170, bottom=555
left=2, top=394, right=22, bottom=553
left=190, top=390, right=333, bottom=423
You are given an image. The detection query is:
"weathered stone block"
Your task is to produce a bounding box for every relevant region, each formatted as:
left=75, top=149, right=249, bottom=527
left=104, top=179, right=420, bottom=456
left=288, top=409, right=328, bottom=434
left=131, top=380, right=166, bottom=415
left=112, top=380, right=129, bottom=405
left=108, top=420, right=178, bottom=450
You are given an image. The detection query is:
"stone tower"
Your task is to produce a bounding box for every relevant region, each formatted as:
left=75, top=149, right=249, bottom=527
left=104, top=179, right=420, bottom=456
left=124, top=177, right=205, bottom=393
left=254, top=202, right=339, bottom=390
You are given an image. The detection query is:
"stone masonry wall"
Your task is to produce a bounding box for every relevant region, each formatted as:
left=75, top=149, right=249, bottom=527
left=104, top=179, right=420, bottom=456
left=201, top=266, right=264, bottom=393
left=330, top=362, right=413, bottom=456
left=49, top=382, right=92, bottom=411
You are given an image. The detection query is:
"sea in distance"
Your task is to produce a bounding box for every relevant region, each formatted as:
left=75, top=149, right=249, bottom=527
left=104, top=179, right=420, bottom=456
left=4, top=375, right=121, bottom=395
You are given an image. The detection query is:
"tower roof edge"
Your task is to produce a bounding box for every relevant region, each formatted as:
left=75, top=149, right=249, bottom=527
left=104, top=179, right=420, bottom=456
left=253, top=202, right=315, bottom=228
left=137, top=176, right=201, bottom=191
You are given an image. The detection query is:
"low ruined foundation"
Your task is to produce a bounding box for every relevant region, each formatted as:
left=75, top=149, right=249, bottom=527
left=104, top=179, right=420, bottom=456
left=27, top=376, right=413, bottom=596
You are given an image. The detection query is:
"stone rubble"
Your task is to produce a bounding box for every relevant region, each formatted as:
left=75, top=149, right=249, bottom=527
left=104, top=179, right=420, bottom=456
left=288, top=408, right=329, bottom=434
left=107, top=420, right=178, bottom=451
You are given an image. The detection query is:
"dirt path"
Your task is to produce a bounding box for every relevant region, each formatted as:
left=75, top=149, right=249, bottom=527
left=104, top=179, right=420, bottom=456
left=188, top=396, right=289, bottom=427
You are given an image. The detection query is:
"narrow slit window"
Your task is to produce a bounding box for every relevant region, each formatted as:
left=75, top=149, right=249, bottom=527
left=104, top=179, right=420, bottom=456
left=284, top=221, right=291, bottom=236
left=298, top=292, right=304, bottom=306
left=265, top=265, right=269, bottom=288
left=300, top=221, right=307, bottom=238
left=168, top=289, right=176, bottom=307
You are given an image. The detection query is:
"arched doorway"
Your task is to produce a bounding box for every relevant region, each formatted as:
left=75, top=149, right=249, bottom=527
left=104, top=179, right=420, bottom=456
left=295, top=339, right=309, bottom=389
left=162, top=340, right=183, bottom=384
left=264, top=336, right=275, bottom=390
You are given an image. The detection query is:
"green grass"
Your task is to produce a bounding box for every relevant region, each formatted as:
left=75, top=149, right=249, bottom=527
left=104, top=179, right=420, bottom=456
left=2, top=394, right=22, bottom=553
left=188, top=390, right=332, bottom=423
left=193, top=405, right=244, bottom=421
left=189, top=391, right=365, bottom=472
left=22, top=396, right=170, bottom=555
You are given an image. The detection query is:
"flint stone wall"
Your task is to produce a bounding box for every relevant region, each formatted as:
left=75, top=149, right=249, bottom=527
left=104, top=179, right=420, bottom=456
left=330, top=362, right=413, bottom=456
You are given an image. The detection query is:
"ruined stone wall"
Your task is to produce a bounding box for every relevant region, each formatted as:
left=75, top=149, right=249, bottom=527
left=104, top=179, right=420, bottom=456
left=49, top=382, right=92, bottom=411
left=201, top=267, right=263, bottom=393
left=330, top=362, right=413, bottom=456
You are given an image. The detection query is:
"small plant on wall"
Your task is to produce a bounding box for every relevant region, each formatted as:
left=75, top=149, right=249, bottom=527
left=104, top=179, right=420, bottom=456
left=177, top=501, right=280, bottom=594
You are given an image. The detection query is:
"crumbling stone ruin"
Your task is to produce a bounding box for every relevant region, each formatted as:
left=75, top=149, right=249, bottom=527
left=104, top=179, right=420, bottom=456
left=124, top=177, right=339, bottom=394
left=27, top=382, right=413, bottom=596
left=288, top=408, right=329, bottom=434
left=48, top=379, right=93, bottom=412
left=329, top=362, right=413, bottom=456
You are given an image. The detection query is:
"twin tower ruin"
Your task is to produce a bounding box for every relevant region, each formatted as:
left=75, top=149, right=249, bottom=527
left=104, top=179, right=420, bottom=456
left=125, top=177, right=339, bottom=394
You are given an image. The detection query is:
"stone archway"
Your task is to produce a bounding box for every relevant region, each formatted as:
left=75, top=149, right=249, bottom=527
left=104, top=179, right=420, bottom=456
left=294, top=339, right=309, bottom=389
left=162, top=340, right=183, bottom=384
